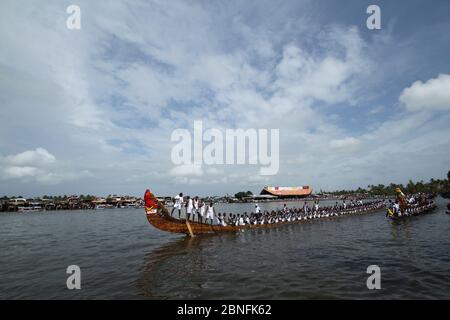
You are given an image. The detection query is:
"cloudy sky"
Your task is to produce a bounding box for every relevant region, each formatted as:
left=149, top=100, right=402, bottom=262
left=1, top=0, right=449, bottom=197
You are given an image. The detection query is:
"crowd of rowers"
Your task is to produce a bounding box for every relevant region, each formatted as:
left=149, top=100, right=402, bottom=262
left=169, top=193, right=385, bottom=226
left=386, top=193, right=435, bottom=217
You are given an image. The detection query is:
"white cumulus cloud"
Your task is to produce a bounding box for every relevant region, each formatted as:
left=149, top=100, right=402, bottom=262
left=400, top=74, right=450, bottom=112
left=0, top=148, right=90, bottom=185
left=3, top=148, right=55, bottom=166
left=3, top=166, right=38, bottom=178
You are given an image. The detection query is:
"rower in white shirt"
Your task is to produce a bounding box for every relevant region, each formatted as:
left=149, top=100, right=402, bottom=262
left=186, top=196, right=193, bottom=221
left=193, top=196, right=199, bottom=222
left=198, top=201, right=205, bottom=224
left=206, top=202, right=215, bottom=225
left=171, top=192, right=184, bottom=219
left=314, top=202, right=319, bottom=212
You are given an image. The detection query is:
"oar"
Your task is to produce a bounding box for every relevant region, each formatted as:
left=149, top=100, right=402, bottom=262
left=185, top=219, right=195, bottom=237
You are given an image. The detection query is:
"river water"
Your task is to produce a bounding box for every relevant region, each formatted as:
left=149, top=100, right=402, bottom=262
left=1, top=197, right=449, bottom=299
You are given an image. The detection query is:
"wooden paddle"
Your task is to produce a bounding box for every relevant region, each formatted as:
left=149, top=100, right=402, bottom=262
left=185, top=219, right=195, bottom=237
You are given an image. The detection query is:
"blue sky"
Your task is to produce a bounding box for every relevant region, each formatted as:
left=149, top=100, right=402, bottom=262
left=1, top=0, right=450, bottom=197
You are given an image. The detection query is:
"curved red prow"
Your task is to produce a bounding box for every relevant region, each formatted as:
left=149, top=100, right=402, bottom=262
left=144, top=189, right=158, bottom=210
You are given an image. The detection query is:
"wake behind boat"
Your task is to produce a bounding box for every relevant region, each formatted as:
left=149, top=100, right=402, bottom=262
left=143, top=189, right=385, bottom=237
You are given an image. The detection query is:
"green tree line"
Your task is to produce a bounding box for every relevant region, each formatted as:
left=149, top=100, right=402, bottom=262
left=234, top=191, right=253, bottom=199
left=329, top=171, right=450, bottom=198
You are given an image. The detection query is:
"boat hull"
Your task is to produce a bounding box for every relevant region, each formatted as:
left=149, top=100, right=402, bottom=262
left=145, top=196, right=385, bottom=236
left=388, top=204, right=437, bottom=220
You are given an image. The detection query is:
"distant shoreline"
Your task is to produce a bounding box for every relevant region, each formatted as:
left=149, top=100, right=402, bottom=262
left=0, top=194, right=393, bottom=213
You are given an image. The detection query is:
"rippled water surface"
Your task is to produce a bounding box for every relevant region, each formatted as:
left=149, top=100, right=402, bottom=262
left=1, top=198, right=449, bottom=299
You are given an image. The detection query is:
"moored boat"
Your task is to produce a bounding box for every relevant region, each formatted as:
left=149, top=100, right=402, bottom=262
left=17, top=206, right=42, bottom=213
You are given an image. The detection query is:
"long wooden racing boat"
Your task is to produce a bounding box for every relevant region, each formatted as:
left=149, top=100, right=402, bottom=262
left=144, top=190, right=385, bottom=237
left=387, top=202, right=437, bottom=220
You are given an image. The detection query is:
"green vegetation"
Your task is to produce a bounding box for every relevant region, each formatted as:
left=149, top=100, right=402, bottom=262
left=234, top=191, right=253, bottom=199
left=329, top=171, right=450, bottom=198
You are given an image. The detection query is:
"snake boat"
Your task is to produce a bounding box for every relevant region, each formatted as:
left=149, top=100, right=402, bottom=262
left=144, top=189, right=385, bottom=237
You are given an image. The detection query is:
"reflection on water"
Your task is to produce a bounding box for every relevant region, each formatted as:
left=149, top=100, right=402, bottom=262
left=390, top=219, right=414, bottom=241
left=1, top=198, right=449, bottom=299
left=136, top=235, right=213, bottom=299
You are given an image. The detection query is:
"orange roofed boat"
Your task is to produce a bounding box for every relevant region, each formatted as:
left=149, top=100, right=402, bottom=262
left=144, top=189, right=385, bottom=237
left=260, top=186, right=312, bottom=198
